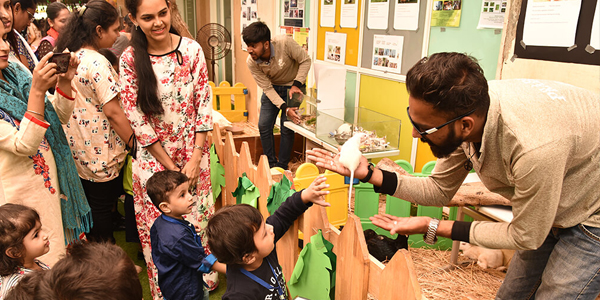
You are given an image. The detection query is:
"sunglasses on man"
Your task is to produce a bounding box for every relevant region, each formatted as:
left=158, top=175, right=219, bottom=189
left=407, top=107, right=476, bottom=136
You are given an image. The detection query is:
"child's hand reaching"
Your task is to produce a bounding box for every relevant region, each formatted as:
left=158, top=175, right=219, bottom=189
left=300, top=175, right=331, bottom=207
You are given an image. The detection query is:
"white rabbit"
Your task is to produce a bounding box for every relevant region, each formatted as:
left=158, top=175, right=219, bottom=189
left=459, top=242, right=506, bottom=270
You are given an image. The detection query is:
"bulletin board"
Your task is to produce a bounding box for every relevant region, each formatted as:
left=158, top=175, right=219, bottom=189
left=360, top=0, right=429, bottom=75
left=316, top=0, right=363, bottom=66
left=280, top=0, right=311, bottom=27
left=427, top=0, right=504, bottom=80
left=513, top=0, right=599, bottom=66
left=498, top=0, right=600, bottom=93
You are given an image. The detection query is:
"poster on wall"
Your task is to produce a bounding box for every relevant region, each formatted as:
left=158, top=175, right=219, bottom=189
left=293, top=28, right=310, bottom=52
left=321, top=0, right=336, bottom=27
left=430, top=0, right=462, bottom=27
left=280, top=26, right=294, bottom=35
left=372, top=34, right=404, bottom=73
left=324, top=32, right=347, bottom=64
left=280, top=26, right=310, bottom=52
left=522, top=0, right=581, bottom=47
left=368, top=0, right=390, bottom=29
left=283, top=0, right=305, bottom=27
left=590, top=0, right=600, bottom=50
left=393, top=0, right=420, bottom=31
left=340, top=0, right=359, bottom=28
left=240, top=0, right=259, bottom=50
left=477, top=0, right=507, bottom=29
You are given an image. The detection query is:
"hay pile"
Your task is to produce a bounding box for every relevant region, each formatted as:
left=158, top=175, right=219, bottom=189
left=409, top=247, right=506, bottom=300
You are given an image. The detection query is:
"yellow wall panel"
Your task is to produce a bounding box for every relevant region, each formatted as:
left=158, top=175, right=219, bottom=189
left=316, top=0, right=361, bottom=66
left=415, top=141, right=436, bottom=173
left=357, top=75, right=435, bottom=171
left=358, top=75, right=411, bottom=163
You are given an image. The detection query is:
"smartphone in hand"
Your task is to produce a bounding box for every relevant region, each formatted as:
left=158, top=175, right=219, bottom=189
left=50, top=53, right=70, bottom=74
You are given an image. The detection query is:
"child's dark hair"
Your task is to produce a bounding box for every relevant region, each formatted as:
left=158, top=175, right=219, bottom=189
left=45, top=2, right=68, bottom=32
left=55, top=0, right=119, bottom=53
left=146, top=170, right=189, bottom=210
left=5, top=242, right=143, bottom=300
left=0, top=204, right=40, bottom=276
left=125, top=0, right=179, bottom=116
left=98, top=48, right=118, bottom=66
left=206, top=204, right=263, bottom=265
left=242, top=21, right=270, bottom=45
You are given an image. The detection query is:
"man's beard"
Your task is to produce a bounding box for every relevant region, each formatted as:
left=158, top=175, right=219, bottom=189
left=421, top=128, right=463, bottom=159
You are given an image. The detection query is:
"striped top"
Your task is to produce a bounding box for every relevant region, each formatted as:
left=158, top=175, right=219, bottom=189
left=0, top=260, right=50, bottom=299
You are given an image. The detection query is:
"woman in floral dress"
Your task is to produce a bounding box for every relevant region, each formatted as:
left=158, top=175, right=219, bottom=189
left=120, top=0, right=215, bottom=297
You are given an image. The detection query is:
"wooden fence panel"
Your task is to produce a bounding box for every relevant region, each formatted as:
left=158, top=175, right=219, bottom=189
left=214, top=144, right=422, bottom=299
left=335, top=215, right=370, bottom=300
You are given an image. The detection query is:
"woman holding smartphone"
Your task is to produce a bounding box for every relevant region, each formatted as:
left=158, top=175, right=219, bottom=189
left=120, top=0, right=216, bottom=296
left=0, top=14, right=89, bottom=265
left=55, top=0, right=133, bottom=243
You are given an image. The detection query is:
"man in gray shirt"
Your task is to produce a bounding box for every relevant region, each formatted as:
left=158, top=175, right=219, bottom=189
left=308, top=52, right=600, bottom=299
left=243, top=22, right=311, bottom=170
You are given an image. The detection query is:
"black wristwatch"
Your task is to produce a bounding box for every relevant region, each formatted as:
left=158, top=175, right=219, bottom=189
left=360, top=163, right=376, bottom=183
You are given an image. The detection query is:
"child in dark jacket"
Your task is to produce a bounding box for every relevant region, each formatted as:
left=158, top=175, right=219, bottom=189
left=206, top=175, right=330, bottom=300
left=148, top=170, right=225, bottom=300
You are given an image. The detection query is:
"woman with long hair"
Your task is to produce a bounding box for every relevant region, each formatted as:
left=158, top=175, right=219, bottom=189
left=35, top=2, right=69, bottom=59
left=8, top=0, right=36, bottom=72
left=120, top=0, right=216, bottom=297
left=0, top=6, right=91, bottom=266
left=55, top=0, right=132, bottom=244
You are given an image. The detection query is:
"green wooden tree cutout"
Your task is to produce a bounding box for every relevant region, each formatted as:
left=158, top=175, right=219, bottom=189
left=210, top=144, right=226, bottom=201
left=288, top=230, right=336, bottom=300
left=231, top=172, right=260, bottom=208
left=266, top=175, right=296, bottom=215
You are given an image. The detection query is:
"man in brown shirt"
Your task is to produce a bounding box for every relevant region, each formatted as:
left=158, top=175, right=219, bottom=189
left=242, top=22, right=311, bottom=169
left=308, top=53, right=600, bottom=299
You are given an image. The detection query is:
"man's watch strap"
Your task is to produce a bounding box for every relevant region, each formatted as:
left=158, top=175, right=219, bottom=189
left=360, top=163, right=375, bottom=183
left=423, top=218, right=440, bottom=245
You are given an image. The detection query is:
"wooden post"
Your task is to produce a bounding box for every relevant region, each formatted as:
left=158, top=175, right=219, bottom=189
left=277, top=220, right=299, bottom=283
left=238, top=142, right=256, bottom=180
left=378, top=250, right=422, bottom=300
left=255, top=155, right=273, bottom=218
left=335, top=215, right=370, bottom=300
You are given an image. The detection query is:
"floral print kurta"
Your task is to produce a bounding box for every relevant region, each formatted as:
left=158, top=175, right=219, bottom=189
left=120, top=37, right=215, bottom=299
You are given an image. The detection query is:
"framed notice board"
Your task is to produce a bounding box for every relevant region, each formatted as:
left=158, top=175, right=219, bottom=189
left=360, top=0, right=429, bottom=75
left=514, top=0, right=599, bottom=66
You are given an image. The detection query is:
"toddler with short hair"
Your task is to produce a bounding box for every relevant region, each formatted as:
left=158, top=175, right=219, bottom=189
left=148, top=170, right=224, bottom=300
left=206, top=175, right=331, bottom=300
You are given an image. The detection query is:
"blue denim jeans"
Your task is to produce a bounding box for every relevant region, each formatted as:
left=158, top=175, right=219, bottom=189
left=496, top=224, right=600, bottom=299
left=258, top=85, right=304, bottom=169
